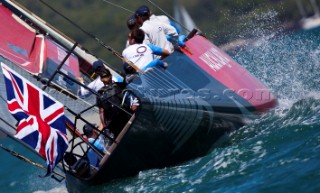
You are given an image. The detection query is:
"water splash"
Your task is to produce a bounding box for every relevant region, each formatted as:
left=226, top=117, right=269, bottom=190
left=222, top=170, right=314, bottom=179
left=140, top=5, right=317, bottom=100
left=232, top=27, right=320, bottom=104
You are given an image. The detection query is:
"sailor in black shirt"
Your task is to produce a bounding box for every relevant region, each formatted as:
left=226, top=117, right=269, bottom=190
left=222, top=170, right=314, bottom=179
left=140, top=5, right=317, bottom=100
left=96, top=68, right=139, bottom=138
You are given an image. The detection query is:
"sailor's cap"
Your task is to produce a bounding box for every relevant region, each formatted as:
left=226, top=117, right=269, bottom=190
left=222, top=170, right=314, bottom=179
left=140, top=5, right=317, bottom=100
left=92, top=60, right=104, bottom=71
left=135, top=5, right=150, bottom=17
left=83, top=124, right=94, bottom=137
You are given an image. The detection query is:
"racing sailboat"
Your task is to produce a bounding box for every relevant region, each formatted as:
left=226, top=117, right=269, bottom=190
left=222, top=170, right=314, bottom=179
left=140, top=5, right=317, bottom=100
left=173, top=0, right=198, bottom=35
left=296, top=0, right=320, bottom=30
left=0, top=0, right=277, bottom=192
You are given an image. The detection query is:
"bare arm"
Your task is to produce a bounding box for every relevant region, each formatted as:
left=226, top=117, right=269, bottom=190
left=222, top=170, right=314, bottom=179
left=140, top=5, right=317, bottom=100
left=99, top=107, right=107, bottom=128
left=160, top=49, right=170, bottom=60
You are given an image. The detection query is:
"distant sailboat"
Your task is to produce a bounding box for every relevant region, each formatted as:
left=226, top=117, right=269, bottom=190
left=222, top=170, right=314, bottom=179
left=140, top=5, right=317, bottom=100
left=297, top=0, right=320, bottom=30
left=173, top=0, right=198, bottom=35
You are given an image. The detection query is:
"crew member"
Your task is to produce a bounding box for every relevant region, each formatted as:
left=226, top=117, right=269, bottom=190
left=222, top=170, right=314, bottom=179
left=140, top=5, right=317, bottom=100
left=135, top=5, right=178, bottom=54
left=122, top=29, right=170, bottom=72
left=78, top=60, right=122, bottom=98
left=97, top=69, right=139, bottom=138
left=82, top=123, right=106, bottom=168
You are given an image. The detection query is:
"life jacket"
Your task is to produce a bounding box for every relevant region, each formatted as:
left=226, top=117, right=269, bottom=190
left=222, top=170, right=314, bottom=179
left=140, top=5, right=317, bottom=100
left=97, top=83, right=132, bottom=137
left=97, top=83, right=124, bottom=120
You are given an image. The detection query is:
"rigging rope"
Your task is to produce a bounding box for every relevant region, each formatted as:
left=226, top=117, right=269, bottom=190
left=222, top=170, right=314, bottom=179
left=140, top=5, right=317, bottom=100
left=0, top=93, right=6, bottom=103
left=0, top=144, right=65, bottom=180
left=102, top=0, right=190, bottom=32
left=37, top=0, right=142, bottom=73
left=145, top=0, right=191, bottom=33
left=0, top=124, right=65, bottom=181
left=0, top=93, right=18, bottom=131
left=101, top=0, right=192, bottom=34
left=102, top=0, right=134, bottom=14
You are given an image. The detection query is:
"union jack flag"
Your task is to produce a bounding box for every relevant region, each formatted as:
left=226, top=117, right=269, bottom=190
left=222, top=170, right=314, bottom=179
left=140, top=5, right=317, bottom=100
left=1, top=63, right=68, bottom=176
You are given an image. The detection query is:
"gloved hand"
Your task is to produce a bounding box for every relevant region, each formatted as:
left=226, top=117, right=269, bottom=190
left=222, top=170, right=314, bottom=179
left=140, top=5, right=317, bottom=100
left=178, top=35, right=186, bottom=47
left=166, top=35, right=172, bottom=42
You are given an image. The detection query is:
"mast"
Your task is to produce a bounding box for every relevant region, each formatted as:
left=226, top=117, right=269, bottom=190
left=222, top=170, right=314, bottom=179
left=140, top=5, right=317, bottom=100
left=173, top=0, right=198, bottom=35
left=310, top=0, right=320, bottom=17
left=297, top=0, right=320, bottom=30
left=296, top=0, right=307, bottom=18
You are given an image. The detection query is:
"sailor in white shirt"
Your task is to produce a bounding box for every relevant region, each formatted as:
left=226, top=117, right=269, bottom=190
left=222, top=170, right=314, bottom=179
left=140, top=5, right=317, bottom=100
left=122, top=29, right=170, bottom=72
left=135, top=5, right=178, bottom=54
left=78, top=60, right=122, bottom=98
left=125, top=15, right=139, bottom=48
left=149, top=14, right=180, bottom=35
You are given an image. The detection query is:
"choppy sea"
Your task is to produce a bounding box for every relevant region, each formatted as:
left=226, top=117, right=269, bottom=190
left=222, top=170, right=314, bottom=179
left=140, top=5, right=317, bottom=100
left=1, top=26, right=320, bottom=193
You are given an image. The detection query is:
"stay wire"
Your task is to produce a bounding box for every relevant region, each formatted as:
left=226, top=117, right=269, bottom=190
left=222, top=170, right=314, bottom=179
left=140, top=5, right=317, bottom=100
left=37, top=0, right=142, bottom=73
left=37, top=0, right=117, bottom=56
left=101, top=0, right=191, bottom=34
left=146, top=0, right=191, bottom=33
left=102, top=0, right=134, bottom=14
left=0, top=92, right=6, bottom=103
left=0, top=121, right=65, bottom=180
left=0, top=144, right=65, bottom=179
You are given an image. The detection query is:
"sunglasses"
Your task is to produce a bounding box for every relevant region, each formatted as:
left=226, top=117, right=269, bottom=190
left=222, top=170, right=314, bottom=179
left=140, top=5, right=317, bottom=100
left=101, top=74, right=111, bottom=79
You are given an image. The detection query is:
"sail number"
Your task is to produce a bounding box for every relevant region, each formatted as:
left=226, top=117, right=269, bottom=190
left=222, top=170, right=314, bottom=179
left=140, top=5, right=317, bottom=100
left=199, top=47, right=232, bottom=72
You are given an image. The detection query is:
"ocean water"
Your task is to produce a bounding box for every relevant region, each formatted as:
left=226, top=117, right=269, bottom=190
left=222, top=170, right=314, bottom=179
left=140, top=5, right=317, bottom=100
left=1, top=26, right=320, bottom=193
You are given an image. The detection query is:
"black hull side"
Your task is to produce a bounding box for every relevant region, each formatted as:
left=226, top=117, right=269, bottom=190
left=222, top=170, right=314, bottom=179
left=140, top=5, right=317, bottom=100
left=65, top=51, right=258, bottom=191
left=65, top=97, right=245, bottom=191
left=101, top=103, right=243, bottom=176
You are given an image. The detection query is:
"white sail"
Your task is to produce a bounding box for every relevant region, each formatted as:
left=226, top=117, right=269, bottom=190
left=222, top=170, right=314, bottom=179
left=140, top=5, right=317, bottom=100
left=173, top=0, right=198, bottom=35
left=297, top=0, right=320, bottom=30
left=310, top=0, right=320, bottom=17
left=296, top=0, right=307, bottom=18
